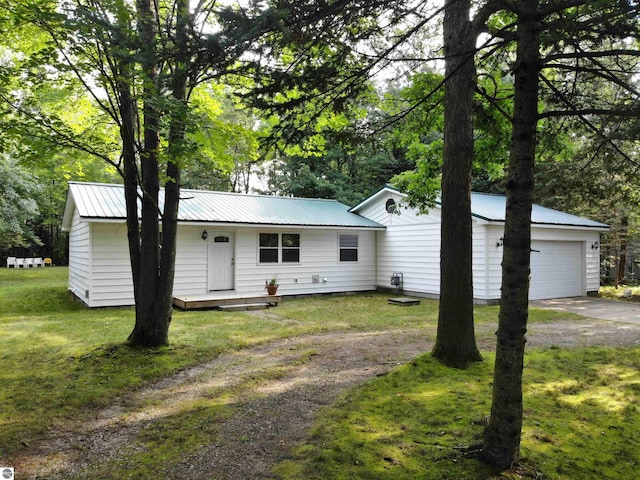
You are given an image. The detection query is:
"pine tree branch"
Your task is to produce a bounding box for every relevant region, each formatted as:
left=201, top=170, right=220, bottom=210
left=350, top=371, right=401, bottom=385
left=539, top=73, right=640, bottom=168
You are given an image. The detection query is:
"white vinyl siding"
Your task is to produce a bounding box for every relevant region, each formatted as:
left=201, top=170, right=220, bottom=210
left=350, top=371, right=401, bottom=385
left=68, top=209, right=91, bottom=303
left=174, top=226, right=208, bottom=296
left=483, top=225, right=507, bottom=301
left=472, top=224, right=488, bottom=299
left=234, top=227, right=377, bottom=296
left=356, top=191, right=412, bottom=226
left=70, top=223, right=378, bottom=306
left=89, top=223, right=134, bottom=307
left=584, top=234, right=601, bottom=294
left=376, top=222, right=440, bottom=295
left=375, top=217, right=488, bottom=299
left=359, top=190, right=603, bottom=303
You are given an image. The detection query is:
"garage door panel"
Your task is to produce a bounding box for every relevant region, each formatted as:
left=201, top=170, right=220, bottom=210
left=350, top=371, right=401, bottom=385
left=529, top=241, right=583, bottom=300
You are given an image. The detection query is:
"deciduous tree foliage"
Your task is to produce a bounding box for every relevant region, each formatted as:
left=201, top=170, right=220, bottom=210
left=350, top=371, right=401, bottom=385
left=1, top=0, right=277, bottom=346
left=0, top=155, right=42, bottom=250
left=0, top=4, right=121, bottom=260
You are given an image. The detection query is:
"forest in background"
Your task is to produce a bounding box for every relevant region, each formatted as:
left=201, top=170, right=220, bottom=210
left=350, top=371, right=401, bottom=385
left=1, top=0, right=638, bottom=281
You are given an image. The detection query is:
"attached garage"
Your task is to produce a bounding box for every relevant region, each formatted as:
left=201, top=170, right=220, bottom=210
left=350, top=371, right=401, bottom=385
left=352, top=186, right=610, bottom=303
left=530, top=241, right=584, bottom=300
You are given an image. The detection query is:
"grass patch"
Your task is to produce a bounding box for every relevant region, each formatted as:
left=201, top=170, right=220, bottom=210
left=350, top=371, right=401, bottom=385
left=276, top=348, right=640, bottom=479
left=0, top=269, right=447, bottom=459
left=2, top=268, right=635, bottom=479
left=65, top=398, right=232, bottom=480
left=599, top=285, right=640, bottom=302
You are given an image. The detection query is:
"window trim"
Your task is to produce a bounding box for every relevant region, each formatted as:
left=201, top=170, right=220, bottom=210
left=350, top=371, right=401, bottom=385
left=281, top=233, right=300, bottom=263
left=258, top=232, right=301, bottom=265
left=385, top=198, right=397, bottom=214
left=338, top=233, right=359, bottom=263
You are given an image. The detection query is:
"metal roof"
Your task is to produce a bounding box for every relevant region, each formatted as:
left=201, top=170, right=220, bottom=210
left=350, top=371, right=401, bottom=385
left=352, top=186, right=609, bottom=229
left=469, top=192, right=609, bottom=229
left=64, top=182, right=384, bottom=229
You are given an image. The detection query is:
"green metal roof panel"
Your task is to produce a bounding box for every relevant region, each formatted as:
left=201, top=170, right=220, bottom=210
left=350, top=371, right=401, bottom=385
left=469, top=192, right=609, bottom=229
left=352, top=186, right=608, bottom=229
left=67, top=182, right=384, bottom=229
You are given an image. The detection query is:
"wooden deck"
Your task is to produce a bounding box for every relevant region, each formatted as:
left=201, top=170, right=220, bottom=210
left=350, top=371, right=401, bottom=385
left=172, top=292, right=281, bottom=311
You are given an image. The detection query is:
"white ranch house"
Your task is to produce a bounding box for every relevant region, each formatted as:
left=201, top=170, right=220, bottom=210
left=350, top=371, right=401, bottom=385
left=61, top=182, right=608, bottom=307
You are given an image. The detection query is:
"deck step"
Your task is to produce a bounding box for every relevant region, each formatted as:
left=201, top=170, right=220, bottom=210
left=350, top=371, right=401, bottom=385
left=218, top=302, right=271, bottom=312
left=173, top=294, right=280, bottom=311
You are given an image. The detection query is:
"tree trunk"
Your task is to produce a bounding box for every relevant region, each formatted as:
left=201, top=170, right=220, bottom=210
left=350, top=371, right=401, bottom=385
left=151, top=0, right=191, bottom=342
left=432, top=0, right=482, bottom=367
left=617, top=216, right=628, bottom=284
left=481, top=0, right=540, bottom=470
left=128, top=0, right=166, bottom=347
left=117, top=58, right=141, bottom=306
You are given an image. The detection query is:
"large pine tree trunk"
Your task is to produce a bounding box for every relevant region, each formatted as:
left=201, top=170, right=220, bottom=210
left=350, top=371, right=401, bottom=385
left=432, top=0, right=482, bottom=367
left=481, top=0, right=540, bottom=470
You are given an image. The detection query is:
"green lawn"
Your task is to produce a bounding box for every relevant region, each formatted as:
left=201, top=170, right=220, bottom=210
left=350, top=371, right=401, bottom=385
left=1, top=267, right=638, bottom=479
left=276, top=346, right=639, bottom=480
left=599, top=284, right=640, bottom=302
left=0, top=267, right=448, bottom=460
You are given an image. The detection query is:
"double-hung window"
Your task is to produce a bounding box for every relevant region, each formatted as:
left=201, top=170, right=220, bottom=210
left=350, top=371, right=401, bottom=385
left=339, top=234, right=358, bottom=262
left=259, top=233, right=300, bottom=264
left=281, top=233, right=300, bottom=263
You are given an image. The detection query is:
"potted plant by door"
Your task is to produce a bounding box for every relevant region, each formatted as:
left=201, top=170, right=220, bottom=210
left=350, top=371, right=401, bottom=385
left=265, top=277, right=279, bottom=295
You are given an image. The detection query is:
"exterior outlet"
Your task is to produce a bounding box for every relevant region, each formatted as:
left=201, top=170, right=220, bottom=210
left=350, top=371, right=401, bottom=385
left=312, top=275, right=320, bottom=283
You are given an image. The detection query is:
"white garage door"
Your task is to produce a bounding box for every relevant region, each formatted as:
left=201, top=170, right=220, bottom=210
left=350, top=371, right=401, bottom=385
left=529, top=241, right=583, bottom=300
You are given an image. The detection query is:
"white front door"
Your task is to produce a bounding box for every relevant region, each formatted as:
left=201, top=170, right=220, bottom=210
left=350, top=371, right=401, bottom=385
left=208, top=232, right=234, bottom=291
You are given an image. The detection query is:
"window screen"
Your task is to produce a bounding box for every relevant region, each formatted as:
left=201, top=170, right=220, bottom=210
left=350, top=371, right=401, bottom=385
left=339, top=234, right=358, bottom=262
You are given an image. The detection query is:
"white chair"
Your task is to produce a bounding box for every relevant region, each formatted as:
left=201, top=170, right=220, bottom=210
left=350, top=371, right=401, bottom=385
left=6, top=257, right=16, bottom=268
left=34, top=257, right=44, bottom=267
left=25, top=258, right=34, bottom=268
left=15, top=258, right=25, bottom=268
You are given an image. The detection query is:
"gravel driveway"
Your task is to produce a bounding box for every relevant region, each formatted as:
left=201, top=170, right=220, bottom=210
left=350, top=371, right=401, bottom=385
left=531, top=297, right=640, bottom=325
left=11, top=311, right=640, bottom=479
